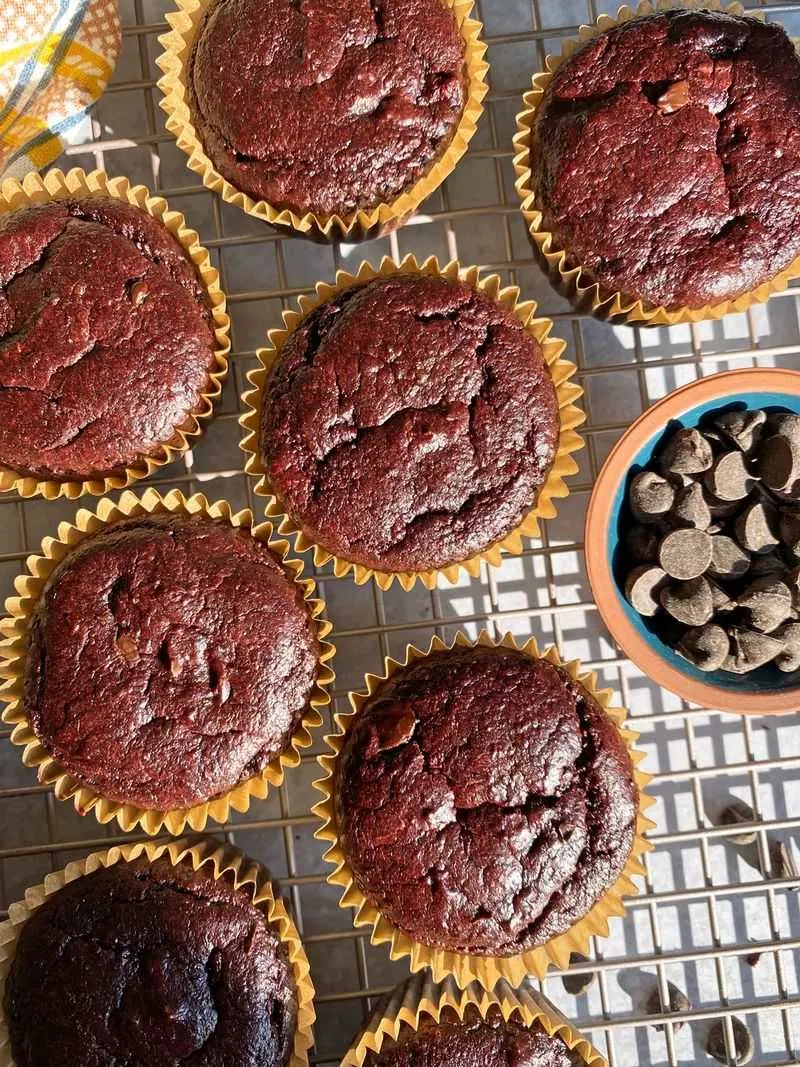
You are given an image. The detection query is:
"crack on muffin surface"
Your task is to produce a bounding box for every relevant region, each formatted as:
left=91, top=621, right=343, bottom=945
left=260, top=274, right=559, bottom=573
left=533, top=10, right=800, bottom=308
left=188, top=0, right=468, bottom=215
left=0, top=198, right=216, bottom=480
left=24, top=514, right=320, bottom=810
left=4, top=858, right=297, bottom=1067
left=337, top=647, right=638, bottom=956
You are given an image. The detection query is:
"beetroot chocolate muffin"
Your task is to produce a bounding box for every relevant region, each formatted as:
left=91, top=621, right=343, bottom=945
left=4, top=856, right=297, bottom=1067
left=363, top=1005, right=581, bottom=1067
left=23, top=514, right=319, bottom=810
left=532, top=10, right=800, bottom=309
left=260, top=274, right=560, bottom=573
left=0, top=197, right=216, bottom=481
left=188, top=0, right=467, bottom=217
left=336, top=646, right=638, bottom=957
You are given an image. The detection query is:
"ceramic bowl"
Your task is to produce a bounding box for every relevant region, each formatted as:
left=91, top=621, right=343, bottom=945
left=585, top=368, right=800, bottom=715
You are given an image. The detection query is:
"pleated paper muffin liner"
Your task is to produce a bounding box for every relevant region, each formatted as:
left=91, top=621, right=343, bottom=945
left=0, top=167, right=230, bottom=498
left=239, top=254, right=585, bottom=591
left=0, top=487, right=336, bottom=835
left=312, top=629, right=655, bottom=990
left=155, top=0, right=488, bottom=241
left=512, top=0, right=800, bottom=326
left=0, top=836, right=315, bottom=1067
left=342, top=973, right=606, bottom=1067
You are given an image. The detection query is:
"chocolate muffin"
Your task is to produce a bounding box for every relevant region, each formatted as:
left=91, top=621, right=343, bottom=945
left=363, top=1006, right=581, bottom=1067
left=260, top=274, right=560, bottom=573
left=532, top=10, right=800, bottom=309
left=188, top=0, right=467, bottom=217
left=4, top=856, right=297, bottom=1067
left=336, top=646, right=638, bottom=956
left=0, top=197, right=217, bottom=481
left=24, top=514, right=319, bottom=810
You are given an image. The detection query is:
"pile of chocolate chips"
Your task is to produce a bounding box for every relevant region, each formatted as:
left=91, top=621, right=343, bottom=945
left=621, top=409, right=800, bottom=674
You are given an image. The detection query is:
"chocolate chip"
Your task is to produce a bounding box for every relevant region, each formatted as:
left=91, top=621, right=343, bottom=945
left=625, top=524, right=660, bottom=564
left=709, top=534, right=750, bottom=580
left=660, top=576, right=714, bottom=626
left=720, top=799, right=757, bottom=846
left=769, top=412, right=800, bottom=440
left=646, top=982, right=690, bottom=1031
left=657, top=78, right=691, bottom=114
left=127, top=279, right=149, bottom=306
left=708, top=579, right=736, bottom=613
left=625, top=566, right=668, bottom=616
left=745, top=951, right=762, bottom=967
left=771, top=839, right=798, bottom=882
left=758, top=433, right=800, bottom=495
left=748, top=549, right=787, bottom=579
left=704, top=450, right=757, bottom=502
left=738, top=576, right=793, bottom=634
left=630, top=470, right=675, bottom=522
left=773, top=620, right=800, bottom=672
left=374, top=707, right=417, bottom=751
left=714, top=409, right=766, bottom=454
left=722, top=627, right=783, bottom=673
left=786, top=566, right=800, bottom=612
left=735, top=498, right=780, bottom=554
left=671, top=481, right=712, bottom=530
left=562, top=953, right=595, bottom=995
left=705, top=488, right=743, bottom=521
left=658, top=528, right=712, bottom=580
left=659, top=427, right=714, bottom=475
left=676, top=623, right=728, bottom=671
left=115, top=633, right=140, bottom=665
left=706, top=1018, right=754, bottom=1066
left=780, top=510, right=800, bottom=559
left=758, top=414, right=800, bottom=496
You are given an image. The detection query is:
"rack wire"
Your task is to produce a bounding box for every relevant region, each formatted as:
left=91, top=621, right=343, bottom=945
left=1, top=0, right=799, bottom=1063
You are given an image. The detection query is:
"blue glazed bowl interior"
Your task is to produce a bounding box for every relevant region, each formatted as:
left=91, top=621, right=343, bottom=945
left=609, top=389, right=800, bottom=695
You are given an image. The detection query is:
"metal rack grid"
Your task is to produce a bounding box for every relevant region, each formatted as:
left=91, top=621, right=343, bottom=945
left=0, top=0, right=799, bottom=1064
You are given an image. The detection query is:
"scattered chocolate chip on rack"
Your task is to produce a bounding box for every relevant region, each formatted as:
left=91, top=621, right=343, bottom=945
left=621, top=410, right=800, bottom=674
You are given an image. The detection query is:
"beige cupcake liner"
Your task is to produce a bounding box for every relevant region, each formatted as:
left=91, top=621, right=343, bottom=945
left=0, top=836, right=315, bottom=1067
left=512, top=0, right=800, bottom=326
left=239, top=254, right=585, bottom=591
left=0, top=487, right=336, bottom=835
left=0, top=167, right=230, bottom=498
left=312, top=629, right=656, bottom=990
left=342, top=973, right=606, bottom=1066
left=156, top=0, right=488, bottom=240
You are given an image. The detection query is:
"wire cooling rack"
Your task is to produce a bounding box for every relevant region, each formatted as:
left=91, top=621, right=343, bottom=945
left=0, top=0, right=798, bottom=1064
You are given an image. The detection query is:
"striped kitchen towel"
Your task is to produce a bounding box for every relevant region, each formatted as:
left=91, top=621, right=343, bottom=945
left=0, top=0, right=120, bottom=178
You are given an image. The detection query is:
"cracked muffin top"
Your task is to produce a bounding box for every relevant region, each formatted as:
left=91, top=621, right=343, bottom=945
left=0, top=197, right=216, bottom=481
left=336, top=646, right=638, bottom=957
left=4, top=856, right=297, bottom=1067
left=23, top=514, right=319, bottom=810
left=362, top=1005, right=582, bottom=1067
left=188, top=0, right=467, bottom=217
left=532, top=10, right=800, bottom=309
left=260, top=274, right=559, bottom=574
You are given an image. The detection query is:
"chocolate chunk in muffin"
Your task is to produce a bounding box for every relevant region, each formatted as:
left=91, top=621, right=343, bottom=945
left=533, top=10, right=800, bottom=308
left=336, top=646, right=638, bottom=956
left=189, top=0, right=466, bottom=216
left=0, top=197, right=216, bottom=480
left=4, top=857, right=296, bottom=1067
left=24, top=514, right=319, bottom=810
left=260, top=274, right=560, bottom=573
left=363, top=1005, right=582, bottom=1066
